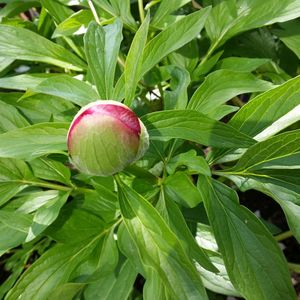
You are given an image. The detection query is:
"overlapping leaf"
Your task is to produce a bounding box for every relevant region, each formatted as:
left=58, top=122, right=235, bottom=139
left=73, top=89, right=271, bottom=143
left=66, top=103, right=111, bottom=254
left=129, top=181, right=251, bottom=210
left=0, top=25, right=86, bottom=70
left=84, top=20, right=123, bottom=99
left=24, top=75, right=99, bottom=107
left=0, top=122, right=69, bottom=160
left=0, top=158, right=34, bottom=206
left=117, top=179, right=208, bottom=300
left=206, top=0, right=300, bottom=48
left=198, top=175, right=296, bottom=300
left=188, top=70, right=274, bottom=115
left=142, top=110, right=255, bottom=148
left=218, top=130, right=300, bottom=241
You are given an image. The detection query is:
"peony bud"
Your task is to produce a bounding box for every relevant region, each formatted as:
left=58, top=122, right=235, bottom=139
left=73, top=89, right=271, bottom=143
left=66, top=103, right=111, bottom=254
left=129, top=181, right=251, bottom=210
left=67, top=100, right=149, bottom=176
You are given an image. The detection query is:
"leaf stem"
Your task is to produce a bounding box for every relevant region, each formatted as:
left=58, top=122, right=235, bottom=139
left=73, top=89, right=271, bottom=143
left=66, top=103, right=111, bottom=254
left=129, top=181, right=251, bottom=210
left=145, top=0, right=161, bottom=10
left=21, top=180, right=94, bottom=194
left=138, top=0, right=145, bottom=23
left=231, top=96, right=244, bottom=107
left=21, top=180, right=72, bottom=192
left=113, top=173, right=122, bottom=185
left=275, top=230, right=293, bottom=242
left=117, top=56, right=125, bottom=71
left=88, top=0, right=101, bottom=24
left=288, top=262, right=300, bottom=273
left=199, top=41, right=219, bottom=67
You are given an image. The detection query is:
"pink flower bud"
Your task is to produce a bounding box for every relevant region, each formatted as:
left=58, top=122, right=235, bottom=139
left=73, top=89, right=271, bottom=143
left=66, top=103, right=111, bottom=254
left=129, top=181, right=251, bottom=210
left=67, top=100, right=149, bottom=176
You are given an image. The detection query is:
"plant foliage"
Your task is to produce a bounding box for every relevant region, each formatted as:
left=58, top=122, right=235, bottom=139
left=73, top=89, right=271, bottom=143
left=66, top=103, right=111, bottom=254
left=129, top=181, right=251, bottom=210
left=0, top=0, right=299, bottom=299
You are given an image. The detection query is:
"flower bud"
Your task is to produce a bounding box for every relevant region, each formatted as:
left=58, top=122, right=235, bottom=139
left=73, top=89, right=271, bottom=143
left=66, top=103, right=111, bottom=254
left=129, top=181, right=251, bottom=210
left=67, top=100, right=149, bottom=176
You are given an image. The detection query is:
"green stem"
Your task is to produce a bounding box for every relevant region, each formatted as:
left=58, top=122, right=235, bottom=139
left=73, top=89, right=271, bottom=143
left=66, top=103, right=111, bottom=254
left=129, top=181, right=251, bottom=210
left=145, top=0, right=161, bottom=10
left=165, top=139, right=177, bottom=164
left=74, top=186, right=95, bottom=194
left=113, top=173, right=123, bottom=185
left=275, top=230, right=293, bottom=242
left=117, top=56, right=125, bottom=71
left=161, top=139, right=177, bottom=180
left=288, top=262, right=300, bottom=273
left=151, top=141, right=166, bottom=164
left=138, top=0, right=145, bottom=23
left=199, top=41, right=219, bottom=67
left=231, top=96, right=244, bottom=107
left=21, top=180, right=72, bottom=192
left=88, top=0, right=101, bottom=24
left=21, top=180, right=94, bottom=194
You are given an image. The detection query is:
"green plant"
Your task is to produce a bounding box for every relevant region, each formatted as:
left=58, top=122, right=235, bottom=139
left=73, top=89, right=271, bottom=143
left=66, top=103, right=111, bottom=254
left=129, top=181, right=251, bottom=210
left=0, top=0, right=299, bottom=299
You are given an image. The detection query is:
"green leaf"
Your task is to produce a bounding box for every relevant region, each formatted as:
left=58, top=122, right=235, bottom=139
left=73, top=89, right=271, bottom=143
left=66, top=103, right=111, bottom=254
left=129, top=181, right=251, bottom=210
left=0, top=122, right=69, bottom=160
left=275, top=20, right=300, bottom=59
left=166, top=150, right=211, bottom=175
left=117, top=223, right=145, bottom=274
left=124, top=13, right=150, bottom=106
left=163, top=65, right=190, bottom=110
left=143, top=269, right=172, bottom=300
left=206, top=0, right=300, bottom=48
left=0, top=243, right=33, bottom=299
left=24, top=75, right=99, bottom=107
left=117, top=179, right=208, bottom=300
left=222, top=174, right=300, bottom=243
left=141, top=110, right=255, bottom=148
left=112, top=73, right=125, bottom=101
left=164, top=172, right=203, bottom=207
left=0, top=1, right=39, bottom=20
left=0, top=25, right=86, bottom=71
left=195, top=223, right=240, bottom=296
left=0, top=157, right=34, bottom=206
left=157, top=189, right=217, bottom=272
left=151, top=0, right=191, bottom=27
left=197, top=176, right=296, bottom=300
left=192, top=51, right=223, bottom=78
left=0, top=92, right=74, bottom=124
left=30, top=157, right=71, bottom=186
left=109, top=0, right=137, bottom=31
left=93, top=0, right=136, bottom=31
left=0, top=74, right=57, bottom=91
left=218, top=130, right=300, bottom=242
left=89, top=228, right=119, bottom=277
left=0, top=100, right=30, bottom=133
left=51, top=283, right=85, bottom=300
left=210, top=75, right=300, bottom=163
left=84, top=20, right=123, bottom=99
left=6, top=240, right=99, bottom=300
left=52, top=9, right=93, bottom=38
left=47, top=207, right=105, bottom=244
left=66, top=228, right=117, bottom=283
left=187, top=70, right=274, bottom=115
left=84, top=259, right=136, bottom=300
left=217, top=57, right=270, bottom=72
left=15, top=190, right=64, bottom=214
left=207, top=105, right=239, bottom=121
left=229, top=130, right=300, bottom=171
left=82, top=188, right=117, bottom=223
left=40, top=0, right=73, bottom=23
left=140, top=7, right=211, bottom=78
left=168, top=40, right=199, bottom=74
left=229, top=75, right=300, bottom=138
left=0, top=57, right=14, bottom=72
left=26, top=191, right=69, bottom=242
left=92, top=0, right=115, bottom=15
left=198, top=253, right=241, bottom=297
left=0, top=210, right=32, bottom=252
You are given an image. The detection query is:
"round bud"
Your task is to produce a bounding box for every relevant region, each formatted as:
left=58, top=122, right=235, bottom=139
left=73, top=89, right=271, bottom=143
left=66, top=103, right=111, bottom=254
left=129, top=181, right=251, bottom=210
left=67, top=100, right=149, bottom=176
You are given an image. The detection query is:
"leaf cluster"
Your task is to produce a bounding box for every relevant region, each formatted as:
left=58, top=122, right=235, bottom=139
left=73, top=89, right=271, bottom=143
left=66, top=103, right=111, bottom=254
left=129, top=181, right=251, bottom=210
left=0, top=0, right=300, bottom=299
